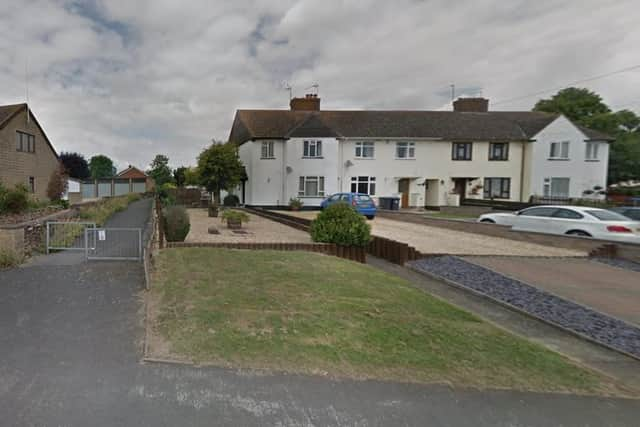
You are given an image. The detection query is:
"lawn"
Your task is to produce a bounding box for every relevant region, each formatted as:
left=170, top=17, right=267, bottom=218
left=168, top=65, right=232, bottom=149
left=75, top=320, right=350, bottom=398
left=149, top=248, right=622, bottom=394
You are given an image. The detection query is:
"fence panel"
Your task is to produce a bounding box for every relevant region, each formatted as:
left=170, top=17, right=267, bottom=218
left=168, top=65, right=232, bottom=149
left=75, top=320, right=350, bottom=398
left=46, top=221, right=96, bottom=253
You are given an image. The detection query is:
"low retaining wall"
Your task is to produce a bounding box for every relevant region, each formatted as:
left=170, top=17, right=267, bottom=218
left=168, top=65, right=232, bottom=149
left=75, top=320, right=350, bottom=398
left=0, top=208, right=77, bottom=256
left=166, top=241, right=366, bottom=263
left=378, top=211, right=640, bottom=263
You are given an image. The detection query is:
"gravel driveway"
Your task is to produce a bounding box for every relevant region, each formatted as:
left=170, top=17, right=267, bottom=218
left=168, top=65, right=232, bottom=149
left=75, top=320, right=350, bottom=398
left=282, top=211, right=586, bottom=256
left=186, top=209, right=312, bottom=244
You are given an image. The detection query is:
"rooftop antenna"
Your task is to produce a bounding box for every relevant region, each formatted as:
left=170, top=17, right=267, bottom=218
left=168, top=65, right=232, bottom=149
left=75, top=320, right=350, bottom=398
left=306, top=83, right=319, bottom=95
left=283, top=82, right=292, bottom=100
left=25, top=59, right=30, bottom=124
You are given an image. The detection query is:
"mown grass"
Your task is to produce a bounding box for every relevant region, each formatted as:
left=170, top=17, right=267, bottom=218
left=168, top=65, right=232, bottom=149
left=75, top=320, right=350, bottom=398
left=150, top=248, right=623, bottom=394
left=78, top=193, right=141, bottom=226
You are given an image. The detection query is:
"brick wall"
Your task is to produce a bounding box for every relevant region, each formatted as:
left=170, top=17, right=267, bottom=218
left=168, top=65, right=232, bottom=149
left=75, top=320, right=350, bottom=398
left=0, top=107, right=59, bottom=200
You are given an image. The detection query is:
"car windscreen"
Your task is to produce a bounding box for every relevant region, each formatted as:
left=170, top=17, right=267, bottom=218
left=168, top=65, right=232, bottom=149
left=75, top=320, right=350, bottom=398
left=585, top=210, right=631, bottom=221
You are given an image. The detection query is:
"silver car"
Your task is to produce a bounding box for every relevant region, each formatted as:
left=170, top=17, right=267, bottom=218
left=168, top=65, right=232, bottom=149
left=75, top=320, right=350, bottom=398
left=478, top=205, right=640, bottom=243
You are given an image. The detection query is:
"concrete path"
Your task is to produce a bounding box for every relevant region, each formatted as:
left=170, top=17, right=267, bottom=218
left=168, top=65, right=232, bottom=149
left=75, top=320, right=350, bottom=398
left=465, top=256, right=640, bottom=327
left=1, top=200, right=640, bottom=425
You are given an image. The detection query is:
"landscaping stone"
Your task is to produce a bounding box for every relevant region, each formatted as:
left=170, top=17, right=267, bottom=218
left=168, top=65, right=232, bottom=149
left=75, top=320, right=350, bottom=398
left=410, top=255, right=640, bottom=358
left=594, top=257, right=640, bottom=273
left=207, top=226, right=219, bottom=235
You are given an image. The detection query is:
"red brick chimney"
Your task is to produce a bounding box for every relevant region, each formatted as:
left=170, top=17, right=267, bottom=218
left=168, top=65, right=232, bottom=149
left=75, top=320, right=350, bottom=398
left=290, top=94, right=321, bottom=111
left=453, top=97, right=489, bottom=112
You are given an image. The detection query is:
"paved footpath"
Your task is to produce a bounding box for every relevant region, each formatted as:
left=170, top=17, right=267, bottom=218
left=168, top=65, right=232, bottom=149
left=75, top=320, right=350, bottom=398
left=1, top=199, right=640, bottom=426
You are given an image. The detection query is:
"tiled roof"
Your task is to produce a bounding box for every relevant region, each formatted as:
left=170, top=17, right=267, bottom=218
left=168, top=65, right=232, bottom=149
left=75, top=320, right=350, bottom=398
left=0, top=103, right=25, bottom=128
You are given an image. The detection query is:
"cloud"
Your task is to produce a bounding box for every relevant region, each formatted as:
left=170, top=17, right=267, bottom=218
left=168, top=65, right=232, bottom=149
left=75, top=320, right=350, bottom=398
left=1, top=0, right=638, bottom=171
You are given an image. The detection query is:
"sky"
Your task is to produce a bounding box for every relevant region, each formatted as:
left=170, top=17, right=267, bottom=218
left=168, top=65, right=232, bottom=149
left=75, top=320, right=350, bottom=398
left=2, top=0, right=639, bottom=171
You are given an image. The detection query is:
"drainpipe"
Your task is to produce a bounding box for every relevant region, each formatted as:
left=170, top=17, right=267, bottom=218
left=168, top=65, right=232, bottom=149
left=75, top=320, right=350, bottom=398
left=281, top=140, right=287, bottom=207
left=520, top=141, right=526, bottom=202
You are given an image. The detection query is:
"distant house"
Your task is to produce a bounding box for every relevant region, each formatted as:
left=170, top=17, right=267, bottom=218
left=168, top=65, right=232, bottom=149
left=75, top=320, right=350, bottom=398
left=80, top=165, right=154, bottom=200
left=229, top=95, right=613, bottom=208
left=0, top=103, right=60, bottom=200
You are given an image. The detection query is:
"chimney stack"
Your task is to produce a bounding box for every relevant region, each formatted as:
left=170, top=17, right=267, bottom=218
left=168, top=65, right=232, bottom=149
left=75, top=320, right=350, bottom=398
left=453, top=97, right=489, bottom=113
left=290, top=94, right=321, bottom=111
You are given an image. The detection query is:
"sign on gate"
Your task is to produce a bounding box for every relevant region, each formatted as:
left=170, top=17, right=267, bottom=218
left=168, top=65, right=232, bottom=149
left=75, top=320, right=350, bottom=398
left=85, top=228, right=142, bottom=261
left=46, top=222, right=96, bottom=253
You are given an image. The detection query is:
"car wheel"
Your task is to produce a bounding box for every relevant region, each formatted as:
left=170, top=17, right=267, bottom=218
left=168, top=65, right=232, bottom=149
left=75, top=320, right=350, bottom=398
left=566, top=230, right=591, bottom=237
left=366, top=215, right=375, bottom=220
left=480, top=219, right=495, bottom=224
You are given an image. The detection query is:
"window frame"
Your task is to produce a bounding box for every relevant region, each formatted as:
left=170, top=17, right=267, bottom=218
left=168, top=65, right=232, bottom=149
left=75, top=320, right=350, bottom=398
left=483, top=177, right=511, bottom=199
left=260, top=141, right=275, bottom=159
left=488, top=142, right=509, bottom=161
left=543, top=177, right=571, bottom=197
left=28, top=176, right=35, bottom=193
left=452, top=142, right=472, bottom=161
left=298, top=176, right=325, bottom=197
left=16, top=131, right=36, bottom=153
left=585, top=141, right=600, bottom=161
left=303, top=140, right=323, bottom=158
left=355, top=141, right=375, bottom=159
left=350, top=176, right=376, bottom=195
left=395, top=142, right=415, bottom=159
left=549, top=141, right=570, bottom=160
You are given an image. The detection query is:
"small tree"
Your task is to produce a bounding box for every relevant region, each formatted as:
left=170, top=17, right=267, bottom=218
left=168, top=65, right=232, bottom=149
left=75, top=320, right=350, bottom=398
left=89, top=155, right=116, bottom=179
left=148, top=154, right=174, bottom=187
left=60, top=152, right=90, bottom=179
left=46, top=164, right=68, bottom=201
left=183, top=167, right=200, bottom=186
left=173, top=166, right=188, bottom=187
left=196, top=142, right=244, bottom=206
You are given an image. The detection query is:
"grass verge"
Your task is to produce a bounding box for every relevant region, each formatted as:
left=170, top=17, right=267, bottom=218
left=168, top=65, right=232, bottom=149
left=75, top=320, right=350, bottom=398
left=149, top=248, right=625, bottom=395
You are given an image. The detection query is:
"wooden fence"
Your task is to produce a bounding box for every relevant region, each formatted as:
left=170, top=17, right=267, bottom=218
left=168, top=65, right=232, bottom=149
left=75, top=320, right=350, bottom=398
left=167, top=241, right=366, bottom=263
left=245, top=207, right=424, bottom=265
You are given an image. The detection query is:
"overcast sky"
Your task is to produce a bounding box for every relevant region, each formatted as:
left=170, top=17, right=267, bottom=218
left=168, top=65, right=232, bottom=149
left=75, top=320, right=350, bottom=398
left=2, top=0, right=639, bottom=171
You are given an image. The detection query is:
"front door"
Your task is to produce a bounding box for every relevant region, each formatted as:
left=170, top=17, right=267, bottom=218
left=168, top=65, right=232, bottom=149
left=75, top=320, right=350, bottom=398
left=453, top=179, right=467, bottom=201
left=398, top=178, right=410, bottom=208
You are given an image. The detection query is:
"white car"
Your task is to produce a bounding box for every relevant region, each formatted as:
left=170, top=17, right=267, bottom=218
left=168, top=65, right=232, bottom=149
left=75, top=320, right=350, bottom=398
left=478, top=205, right=640, bottom=244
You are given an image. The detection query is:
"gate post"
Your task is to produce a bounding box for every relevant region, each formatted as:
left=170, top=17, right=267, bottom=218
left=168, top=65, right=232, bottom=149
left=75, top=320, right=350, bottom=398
left=46, top=222, right=50, bottom=254
left=84, top=228, right=89, bottom=260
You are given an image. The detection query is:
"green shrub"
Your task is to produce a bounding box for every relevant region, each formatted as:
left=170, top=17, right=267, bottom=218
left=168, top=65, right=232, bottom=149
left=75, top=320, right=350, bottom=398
left=0, top=248, right=23, bottom=269
left=223, top=194, right=240, bottom=207
left=163, top=205, right=191, bottom=242
left=310, top=203, right=371, bottom=247
left=0, top=184, right=30, bottom=214
left=220, top=209, right=250, bottom=223
left=289, top=197, right=304, bottom=210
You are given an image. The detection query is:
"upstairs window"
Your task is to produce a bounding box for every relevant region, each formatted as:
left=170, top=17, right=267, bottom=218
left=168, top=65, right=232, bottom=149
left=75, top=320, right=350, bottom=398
left=261, top=141, right=274, bottom=159
left=489, top=142, right=509, bottom=161
left=350, top=176, right=376, bottom=195
left=585, top=141, right=599, bottom=160
left=16, top=131, right=35, bottom=153
left=396, top=142, right=415, bottom=159
left=355, top=142, right=375, bottom=158
left=549, top=141, right=569, bottom=159
left=303, top=140, right=322, bottom=158
left=452, top=142, right=472, bottom=160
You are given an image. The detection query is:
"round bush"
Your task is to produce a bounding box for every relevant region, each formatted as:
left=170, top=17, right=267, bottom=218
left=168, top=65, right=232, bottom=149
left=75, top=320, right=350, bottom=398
left=1, top=184, right=30, bottom=214
left=223, top=194, right=240, bottom=207
left=163, top=205, right=191, bottom=242
left=310, top=203, right=371, bottom=247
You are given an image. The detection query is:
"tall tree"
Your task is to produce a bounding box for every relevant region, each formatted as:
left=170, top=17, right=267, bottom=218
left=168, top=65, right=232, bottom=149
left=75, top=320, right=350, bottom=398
left=534, top=87, right=640, bottom=183
left=59, top=152, right=90, bottom=179
left=173, top=166, right=188, bottom=187
left=197, top=143, right=244, bottom=205
left=147, top=154, right=174, bottom=187
left=88, top=155, right=116, bottom=179
left=46, top=163, right=68, bottom=201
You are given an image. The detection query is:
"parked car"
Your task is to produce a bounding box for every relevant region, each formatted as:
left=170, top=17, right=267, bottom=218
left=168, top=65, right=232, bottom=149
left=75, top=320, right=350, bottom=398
left=320, top=192, right=377, bottom=219
left=478, top=205, right=640, bottom=243
left=610, top=207, right=640, bottom=221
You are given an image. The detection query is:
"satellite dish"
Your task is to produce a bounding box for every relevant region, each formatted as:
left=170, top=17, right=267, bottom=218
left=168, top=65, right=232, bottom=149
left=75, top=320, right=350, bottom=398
left=344, top=160, right=353, bottom=167
left=286, top=166, right=293, bottom=173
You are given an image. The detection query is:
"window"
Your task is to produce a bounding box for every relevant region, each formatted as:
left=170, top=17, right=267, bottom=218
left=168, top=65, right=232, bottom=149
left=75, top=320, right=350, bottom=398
left=585, top=141, right=599, bottom=160
left=585, top=210, right=630, bottom=221
left=355, top=141, right=375, bottom=158
left=549, top=141, right=569, bottom=159
left=489, top=142, right=509, bottom=160
left=396, top=142, right=415, bottom=159
left=519, top=207, right=557, bottom=217
left=303, top=140, right=322, bottom=158
left=16, top=131, right=35, bottom=153
left=552, top=209, right=583, bottom=219
left=483, top=178, right=511, bottom=199
left=260, top=141, right=274, bottom=159
left=298, top=176, right=325, bottom=197
left=452, top=143, right=472, bottom=160
left=350, top=176, right=376, bottom=195
left=543, top=177, right=570, bottom=197
left=28, top=177, right=35, bottom=193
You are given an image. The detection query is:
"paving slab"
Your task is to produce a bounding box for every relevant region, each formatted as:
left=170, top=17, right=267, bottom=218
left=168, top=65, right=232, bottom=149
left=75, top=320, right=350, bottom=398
left=465, top=256, right=640, bottom=327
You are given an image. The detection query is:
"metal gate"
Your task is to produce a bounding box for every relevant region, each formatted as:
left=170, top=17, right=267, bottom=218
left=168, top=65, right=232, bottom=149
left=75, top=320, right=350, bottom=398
left=46, top=221, right=96, bottom=253
left=85, top=228, right=142, bottom=261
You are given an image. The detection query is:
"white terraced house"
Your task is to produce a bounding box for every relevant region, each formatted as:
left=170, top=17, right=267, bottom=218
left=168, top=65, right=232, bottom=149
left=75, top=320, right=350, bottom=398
left=228, top=95, right=613, bottom=208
